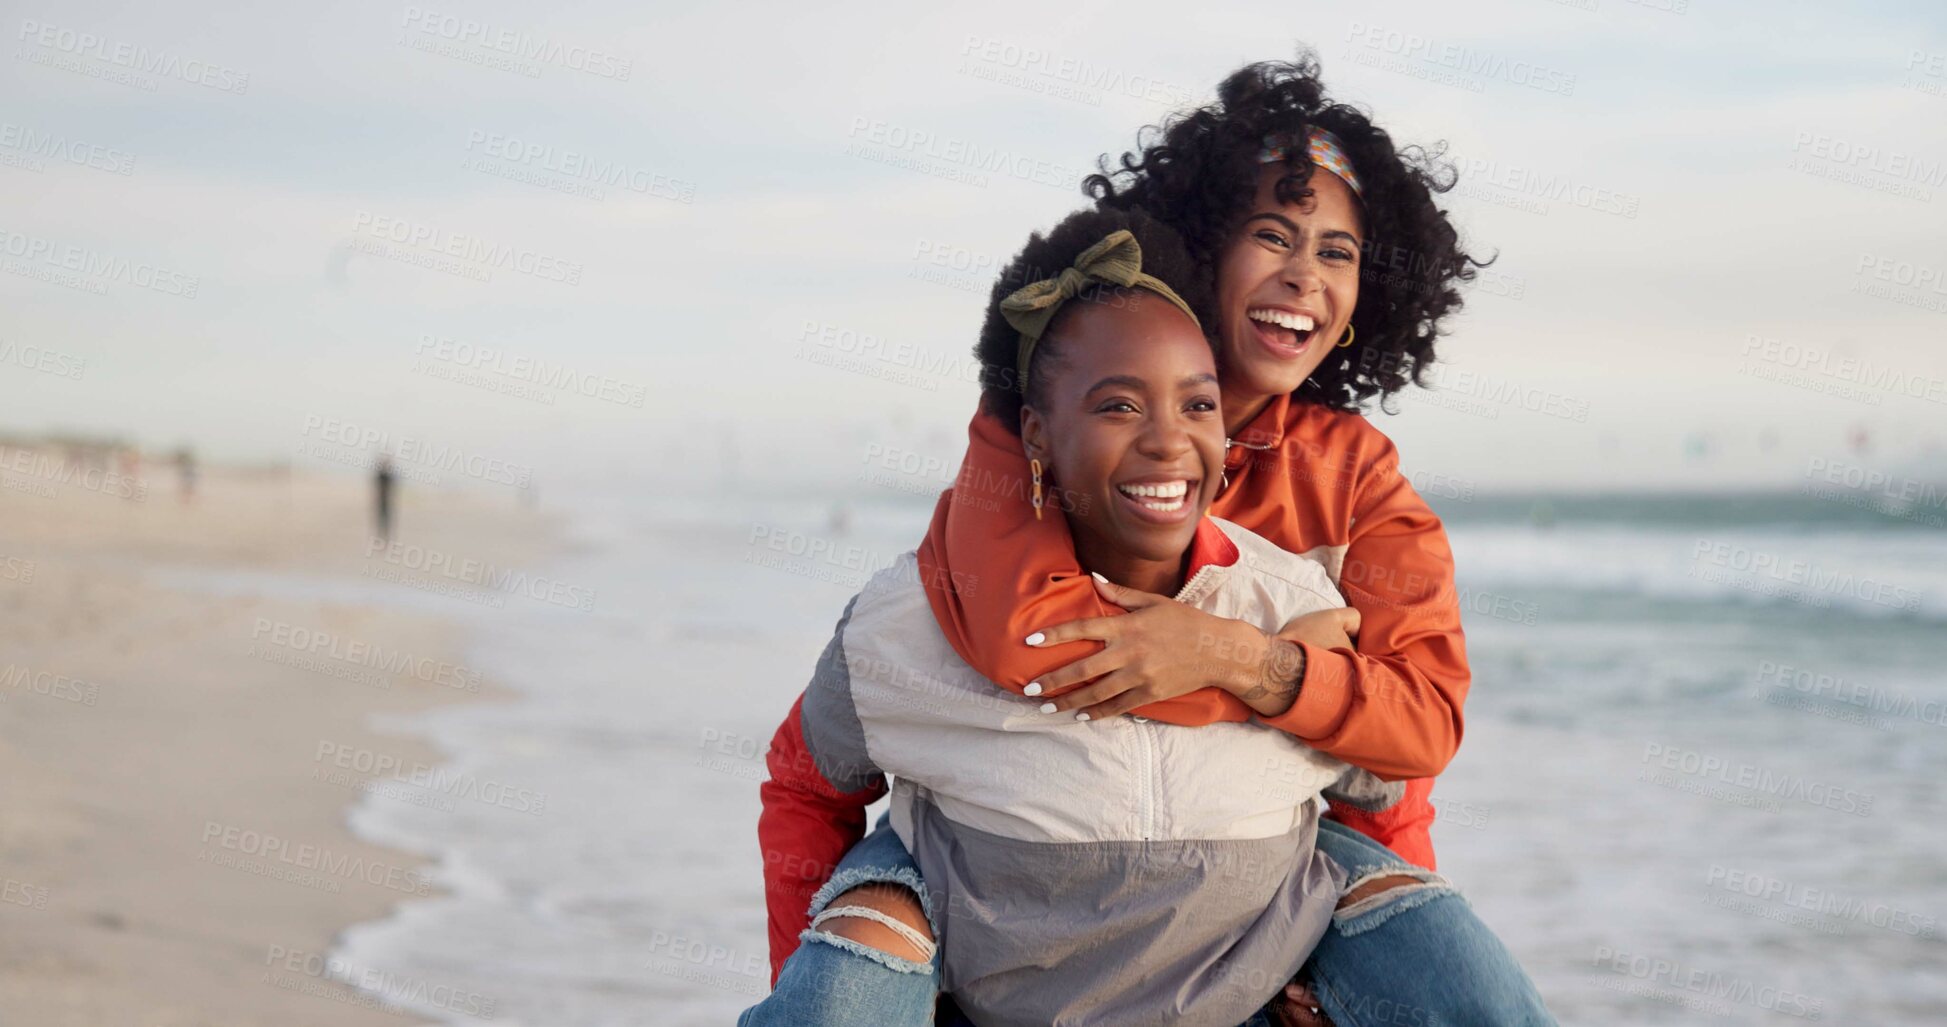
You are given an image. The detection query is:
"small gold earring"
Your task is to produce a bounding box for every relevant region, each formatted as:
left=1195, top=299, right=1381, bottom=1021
left=1337, top=324, right=1356, bottom=349
left=1030, top=458, right=1045, bottom=520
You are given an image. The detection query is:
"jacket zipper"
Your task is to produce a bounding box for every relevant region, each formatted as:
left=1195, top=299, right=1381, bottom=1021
left=1172, top=565, right=1217, bottom=603
left=1221, top=435, right=1276, bottom=494
left=1147, top=545, right=1232, bottom=838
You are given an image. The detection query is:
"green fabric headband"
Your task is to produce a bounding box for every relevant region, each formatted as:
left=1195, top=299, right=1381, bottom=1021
left=999, top=229, right=1201, bottom=385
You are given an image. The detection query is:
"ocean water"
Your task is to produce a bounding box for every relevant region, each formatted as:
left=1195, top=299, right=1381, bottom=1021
left=327, top=485, right=1947, bottom=1025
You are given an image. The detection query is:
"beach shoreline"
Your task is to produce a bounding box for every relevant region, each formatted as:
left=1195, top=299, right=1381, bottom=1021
left=0, top=465, right=556, bottom=1026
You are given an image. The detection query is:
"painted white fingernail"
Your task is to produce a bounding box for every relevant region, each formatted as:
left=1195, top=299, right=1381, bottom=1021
left=1091, top=571, right=1108, bottom=584
left=1074, top=712, right=1091, bottom=722
left=1039, top=702, right=1057, bottom=714
left=1024, top=632, right=1046, bottom=646
left=1024, top=682, right=1042, bottom=696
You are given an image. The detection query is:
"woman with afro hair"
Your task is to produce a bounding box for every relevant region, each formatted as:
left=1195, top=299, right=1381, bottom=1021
left=751, top=52, right=1554, bottom=1025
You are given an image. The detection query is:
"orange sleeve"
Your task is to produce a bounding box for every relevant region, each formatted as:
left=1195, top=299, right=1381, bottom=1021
left=915, top=408, right=1119, bottom=692
left=1257, top=431, right=1469, bottom=781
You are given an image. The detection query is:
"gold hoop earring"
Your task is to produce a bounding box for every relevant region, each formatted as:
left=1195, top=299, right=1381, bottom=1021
left=1030, top=458, right=1045, bottom=520
left=1337, top=324, right=1356, bottom=349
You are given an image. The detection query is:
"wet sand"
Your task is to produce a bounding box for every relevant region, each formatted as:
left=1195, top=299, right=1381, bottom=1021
left=0, top=464, right=552, bottom=1026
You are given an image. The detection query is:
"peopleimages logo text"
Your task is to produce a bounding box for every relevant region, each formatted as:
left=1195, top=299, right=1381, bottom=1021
left=16, top=19, right=250, bottom=92
left=399, top=7, right=631, bottom=79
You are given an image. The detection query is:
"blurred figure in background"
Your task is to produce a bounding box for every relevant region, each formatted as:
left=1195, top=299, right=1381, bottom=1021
left=374, top=454, right=395, bottom=542
left=174, top=446, right=196, bottom=502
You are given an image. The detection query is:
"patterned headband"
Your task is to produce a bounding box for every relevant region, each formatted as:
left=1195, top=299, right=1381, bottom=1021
left=1259, top=128, right=1363, bottom=199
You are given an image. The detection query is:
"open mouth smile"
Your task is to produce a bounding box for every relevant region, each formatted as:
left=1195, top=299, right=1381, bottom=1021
left=1114, top=478, right=1196, bottom=523
left=1247, top=307, right=1317, bottom=357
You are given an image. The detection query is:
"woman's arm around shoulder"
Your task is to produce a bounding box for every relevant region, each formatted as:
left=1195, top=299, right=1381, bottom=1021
left=1257, top=412, right=1470, bottom=781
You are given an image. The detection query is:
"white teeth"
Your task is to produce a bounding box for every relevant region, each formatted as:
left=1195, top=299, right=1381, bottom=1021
left=1117, top=481, right=1190, bottom=512
left=1116, top=480, right=1188, bottom=499
left=1247, top=308, right=1316, bottom=333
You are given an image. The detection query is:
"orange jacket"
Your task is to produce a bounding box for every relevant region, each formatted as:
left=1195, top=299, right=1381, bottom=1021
left=913, top=394, right=1469, bottom=869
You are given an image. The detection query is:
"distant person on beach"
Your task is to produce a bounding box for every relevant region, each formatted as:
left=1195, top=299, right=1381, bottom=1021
left=374, top=455, right=395, bottom=541
left=174, top=447, right=196, bottom=502
left=747, top=206, right=1547, bottom=1023
left=750, top=53, right=1534, bottom=1026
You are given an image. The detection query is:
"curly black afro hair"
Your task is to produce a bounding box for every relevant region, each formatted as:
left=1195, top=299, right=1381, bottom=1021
left=976, top=206, right=1212, bottom=435
left=1085, top=50, right=1488, bottom=412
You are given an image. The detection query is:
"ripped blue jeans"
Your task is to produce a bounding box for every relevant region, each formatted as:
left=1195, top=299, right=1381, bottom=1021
left=739, top=818, right=942, bottom=1027
left=1287, top=819, right=1555, bottom=1026
left=740, top=815, right=1555, bottom=1026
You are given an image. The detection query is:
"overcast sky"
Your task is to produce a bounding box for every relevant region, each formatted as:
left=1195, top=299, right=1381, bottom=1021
left=6, top=0, right=1946, bottom=494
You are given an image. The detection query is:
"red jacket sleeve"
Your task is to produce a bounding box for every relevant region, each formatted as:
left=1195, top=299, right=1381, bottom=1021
left=758, top=695, right=886, bottom=983
left=1328, top=777, right=1438, bottom=871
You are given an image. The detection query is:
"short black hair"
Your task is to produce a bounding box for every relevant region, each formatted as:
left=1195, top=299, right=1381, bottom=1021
left=976, top=206, right=1211, bottom=435
left=1085, top=49, right=1489, bottom=412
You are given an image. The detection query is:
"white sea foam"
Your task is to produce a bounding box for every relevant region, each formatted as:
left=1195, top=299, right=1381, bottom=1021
left=1452, top=522, right=1947, bottom=621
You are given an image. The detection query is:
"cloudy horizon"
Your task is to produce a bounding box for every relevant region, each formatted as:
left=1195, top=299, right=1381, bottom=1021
left=6, top=0, right=1946, bottom=495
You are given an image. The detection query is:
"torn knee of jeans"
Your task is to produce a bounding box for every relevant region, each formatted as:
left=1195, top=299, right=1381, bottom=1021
left=815, top=899, right=933, bottom=954
left=799, top=925, right=935, bottom=975
left=806, top=866, right=939, bottom=939
left=801, top=877, right=938, bottom=973
left=1331, top=868, right=1458, bottom=936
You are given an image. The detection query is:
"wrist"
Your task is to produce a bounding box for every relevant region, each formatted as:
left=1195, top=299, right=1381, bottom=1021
left=1210, top=620, right=1273, bottom=697
left=1236, top=636, right=1307, bottom=718
left=1267, top=640, right=1307, bottom=715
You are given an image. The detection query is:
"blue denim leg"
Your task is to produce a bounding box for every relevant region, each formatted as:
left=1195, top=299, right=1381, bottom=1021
left=1300, top=820, right=1557, bottom=1027
left=739, top=814, right=942, bottom=1027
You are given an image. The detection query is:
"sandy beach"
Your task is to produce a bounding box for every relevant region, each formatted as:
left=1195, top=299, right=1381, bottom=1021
left=0, top=461, right=553, bottom=1026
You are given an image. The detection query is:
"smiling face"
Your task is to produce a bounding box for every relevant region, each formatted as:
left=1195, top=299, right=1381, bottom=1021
left=1019, top=290, right=1224, bottom=595
left=1214, top=163, right=1365, bottom=432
